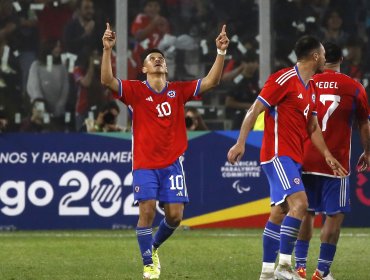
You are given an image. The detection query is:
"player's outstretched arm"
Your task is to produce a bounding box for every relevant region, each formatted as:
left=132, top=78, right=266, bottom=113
left=307, top=116, right=348, bottom=177
left=101, top=22, right=119, bottom=92
left=357, top=120, right=370, bottom=172
left=199, top=24, right=229, bottom=94
left=227, top=99, right=265, bottom=165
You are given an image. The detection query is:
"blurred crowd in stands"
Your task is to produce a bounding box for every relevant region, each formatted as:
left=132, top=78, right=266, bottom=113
left=0, top=0, right=369, bottom=132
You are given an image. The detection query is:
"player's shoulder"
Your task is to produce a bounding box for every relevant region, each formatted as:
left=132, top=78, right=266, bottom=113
left=314, top=70, right=357, bottom=85
left=269, top=66, right=297, bottom=86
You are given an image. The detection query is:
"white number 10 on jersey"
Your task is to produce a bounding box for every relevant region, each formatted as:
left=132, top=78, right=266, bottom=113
left=156, top=102, right=172, bottom=117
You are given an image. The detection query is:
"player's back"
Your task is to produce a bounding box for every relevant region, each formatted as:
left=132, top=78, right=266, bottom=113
left=303, top=69, right=369, bottom=176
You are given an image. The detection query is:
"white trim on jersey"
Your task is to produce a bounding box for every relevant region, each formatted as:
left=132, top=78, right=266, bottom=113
left=272, top=157, right=292, bottom=190
left=275, top=68, right=296, bottom=85
left=275, top=69, right=295, bottom=83
left=193, top=79, right=202, bottom=96
left=274, top=106, right=278, bottom=156
left=116, top=78, right=123, bottom=98
left=302, top=171, right=350, bottom=178
left=278, top=72, right=297, bottom=85
left=130, top=107, right=134, bottom=172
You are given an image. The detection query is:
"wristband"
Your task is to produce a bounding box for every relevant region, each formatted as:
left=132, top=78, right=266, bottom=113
left=217, top=48, right=227, bottom=55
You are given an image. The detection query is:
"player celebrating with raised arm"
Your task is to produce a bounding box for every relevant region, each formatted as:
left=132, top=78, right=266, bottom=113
left=227, top=36, right=347, bottom=280
left=294, top=42, right=370, bottom=280
left=101, top=23, right=229, bottom=279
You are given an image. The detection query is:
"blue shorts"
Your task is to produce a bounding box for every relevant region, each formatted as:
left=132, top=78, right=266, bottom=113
left=261, top=156, right=305, bottom=206
left=302, top=174, right=350, bottom=215
left=132, top=157, right=189, bottom=205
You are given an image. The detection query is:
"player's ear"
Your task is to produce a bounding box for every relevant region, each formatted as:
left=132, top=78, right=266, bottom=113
left=313, top=52, right=319, bottom=61
left=142, top=66, right=148, bottom=74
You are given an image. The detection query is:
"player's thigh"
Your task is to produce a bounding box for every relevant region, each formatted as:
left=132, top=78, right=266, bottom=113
left=322, top=176, right=350, bottom=215
left=302, top=174, right=323, bottom=212
left=261, top=156, right=305, bottom=206
left=158, top=157, right=189, bottom=205
left=132, top=169, right=160, bottom=202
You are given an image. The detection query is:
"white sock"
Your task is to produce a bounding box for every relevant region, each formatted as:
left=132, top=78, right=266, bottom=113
left=279, top=253, right=292, bottom=266
left=261, top=262, right=275, bottom=273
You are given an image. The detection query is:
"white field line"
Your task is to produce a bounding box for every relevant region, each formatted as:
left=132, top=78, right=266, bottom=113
left=0, top=232, right=368, bottom=238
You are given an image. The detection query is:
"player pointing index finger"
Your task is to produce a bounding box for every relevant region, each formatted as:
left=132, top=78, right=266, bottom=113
left=101, top=25, right=228, bottom=279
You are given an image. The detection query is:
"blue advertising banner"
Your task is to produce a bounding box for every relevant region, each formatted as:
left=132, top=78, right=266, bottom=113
left=0, top=132, right=368, bottom=230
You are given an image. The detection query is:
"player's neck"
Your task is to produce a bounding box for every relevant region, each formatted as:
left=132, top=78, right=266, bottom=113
left=146, top=75, right=167, bottom=92
left=324, top=64, right=340, bottom=72
left=296, top=62, right=315, bottom=85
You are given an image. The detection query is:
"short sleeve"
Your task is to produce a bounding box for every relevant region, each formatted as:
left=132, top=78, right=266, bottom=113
left=257, top=74, right=289, bottom=108
left=177, top=79, right=202, bottom=103
left=114, top=79, right=136, bottom=106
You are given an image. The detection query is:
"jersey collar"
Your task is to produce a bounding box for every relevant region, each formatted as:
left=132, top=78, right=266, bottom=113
left=294, top=65, right=311, bottom=90
left=145, top=81, right=169, bottom=94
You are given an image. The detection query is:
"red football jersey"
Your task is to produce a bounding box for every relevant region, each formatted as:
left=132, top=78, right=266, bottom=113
left=303, top=69, right=369, bottom=176
left=258, top=66, right=317, bottom=164
left=115, top=79, right=201, bottom=170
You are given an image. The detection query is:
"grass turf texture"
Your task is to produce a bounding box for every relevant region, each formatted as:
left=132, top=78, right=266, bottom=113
left=0, top=228, right=369, bottom=280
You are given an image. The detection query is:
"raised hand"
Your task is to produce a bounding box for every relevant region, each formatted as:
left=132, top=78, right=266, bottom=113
left=102, top=23, right=116, bottom=50
left=215, top=24, right=229, bottom=51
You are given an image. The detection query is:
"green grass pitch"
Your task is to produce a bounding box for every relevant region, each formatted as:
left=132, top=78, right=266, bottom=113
left=0, top=228, right=369, bottom=279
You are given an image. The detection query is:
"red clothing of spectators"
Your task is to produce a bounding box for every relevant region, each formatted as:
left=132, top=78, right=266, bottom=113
left=130, top=13, right=169, bottom=78
left=37, top=4, right=73, bottom=42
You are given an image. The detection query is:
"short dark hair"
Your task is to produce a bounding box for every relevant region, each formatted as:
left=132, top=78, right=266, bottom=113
left=141, top=48, right=165, bottom=64
left=294, top=35, right=321, bottom=60
left=323, top=42, right=342, bottom=63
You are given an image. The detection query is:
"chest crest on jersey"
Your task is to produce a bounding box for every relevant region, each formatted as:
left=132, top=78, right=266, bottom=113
left=311, top=93, right=316, bottom=103
left=167, top=90, right=176, bottom=98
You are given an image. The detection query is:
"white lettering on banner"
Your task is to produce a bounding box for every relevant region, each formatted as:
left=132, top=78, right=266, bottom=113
left=31, top=152, right=40, bottom=163
left=220, top=161, right=261, bottom=178
left=0, top=151, right=132, bottom=164
left=0, top=181, right=26, bottom=216
left=0, top=170, right=149, bottom=217
left=41, top=151, right=132, bottom=164
left=0, top=152, right=27, bottom=164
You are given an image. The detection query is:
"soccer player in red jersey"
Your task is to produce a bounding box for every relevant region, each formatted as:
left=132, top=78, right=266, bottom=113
left=294, top=42, right=370, bottom=280
left=227, top=36, right=347, bottom=280
left=101, top=23, right=229, bottom=279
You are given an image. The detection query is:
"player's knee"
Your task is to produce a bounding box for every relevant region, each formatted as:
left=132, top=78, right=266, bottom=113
left=139, top=207, right=156, bottom=224
left=165, top=213, right=183, bottom=227
left=289, top=200, right=308, bottom=218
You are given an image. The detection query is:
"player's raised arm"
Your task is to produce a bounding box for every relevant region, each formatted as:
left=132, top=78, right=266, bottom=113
left=307, top=116, right=348, bottom=177
left=101, top=22, right=119, bottom=92
left=199, top=24, right=229, bottom=94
